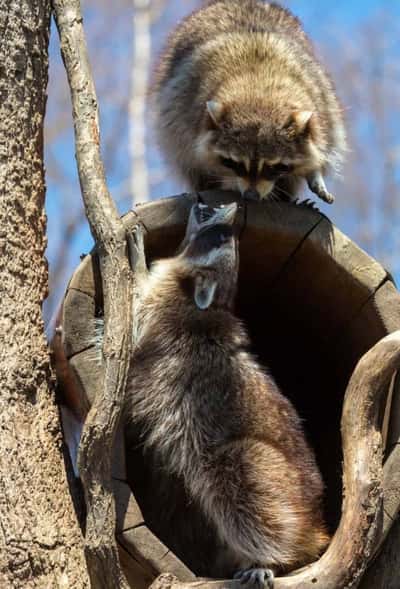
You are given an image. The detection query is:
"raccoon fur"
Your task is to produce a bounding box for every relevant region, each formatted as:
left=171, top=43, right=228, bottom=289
left=124, top=202, right=329, bottom=586
left=151, top=0, right=347, bottom=204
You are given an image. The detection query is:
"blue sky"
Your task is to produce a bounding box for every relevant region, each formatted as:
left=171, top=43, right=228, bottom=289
left=286, top=0, right=400, bottom=24
left=44, top=0, right=400, bottom=319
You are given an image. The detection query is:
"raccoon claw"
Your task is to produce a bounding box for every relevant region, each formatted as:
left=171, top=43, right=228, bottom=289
left=297, top=198, right=320, bottom=212
left=234, top=567, right=274, bottom=589
left=127, top=224, right=147, bottom=275
left=306, top=171, right=335, bottom=204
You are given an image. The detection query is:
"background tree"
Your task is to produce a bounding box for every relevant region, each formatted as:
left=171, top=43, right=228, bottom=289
left=0, top=0, right=89, bottom=585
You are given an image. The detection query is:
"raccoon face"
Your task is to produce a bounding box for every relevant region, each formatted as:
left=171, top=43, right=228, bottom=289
left=215, top=153, right=294, bottom=200
left=180, top=203, right=239, bottom=310
left=196, top=100, right=322, bottom=199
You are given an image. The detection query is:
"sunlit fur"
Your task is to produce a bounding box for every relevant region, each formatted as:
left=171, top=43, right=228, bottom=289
left=151, top=0, right=347, bottom=200
left=124, top=211, right=329, bottom=577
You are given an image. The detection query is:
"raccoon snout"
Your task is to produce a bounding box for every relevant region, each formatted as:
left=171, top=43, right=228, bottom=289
left=243, top=189, right=260, bottom=201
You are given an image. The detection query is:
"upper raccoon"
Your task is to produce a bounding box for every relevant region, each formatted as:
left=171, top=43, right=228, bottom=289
left=152, top=0, right=346, bottom=203
left=124, top=203, right=329, bottom=586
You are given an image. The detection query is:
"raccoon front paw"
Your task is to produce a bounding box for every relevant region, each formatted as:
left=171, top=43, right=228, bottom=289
left=127, top=223, right=147, bottom=276
left=306, top=170, right=335, bottom=204
left=316, top=187, right=334, bottom=204
left=234, top=567, right=274, bottom=589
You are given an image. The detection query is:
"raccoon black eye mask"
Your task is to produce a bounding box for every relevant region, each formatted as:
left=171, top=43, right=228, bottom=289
left=219, top=156, right=294, bottom=181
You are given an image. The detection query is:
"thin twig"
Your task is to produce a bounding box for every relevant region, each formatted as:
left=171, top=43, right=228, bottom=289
left=52, top=0, right=133, bottom=586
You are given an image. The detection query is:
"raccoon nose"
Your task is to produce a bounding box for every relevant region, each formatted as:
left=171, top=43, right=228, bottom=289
left=243, top=189, right=260, bottom=201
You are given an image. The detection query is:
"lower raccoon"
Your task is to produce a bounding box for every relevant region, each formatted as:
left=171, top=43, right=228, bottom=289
left=125, top=203, right=329, bottom=586
left=151, top=0, right=347, bottom=203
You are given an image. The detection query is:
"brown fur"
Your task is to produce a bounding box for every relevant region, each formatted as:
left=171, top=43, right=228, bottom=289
left=125, top=205, right=329, bottom=578
left=151, top=0, right=346, bottom=201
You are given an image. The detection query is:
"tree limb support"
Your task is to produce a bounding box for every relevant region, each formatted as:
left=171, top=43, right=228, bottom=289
left=52, top=0, right=137, bottom=586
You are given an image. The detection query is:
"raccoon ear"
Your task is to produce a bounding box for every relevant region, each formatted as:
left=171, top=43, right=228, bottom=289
left=206, top=100, right=224, bottom=127
left=194, top=274, right=217, bottom=310
left=289, top=110, right=314, bottom=135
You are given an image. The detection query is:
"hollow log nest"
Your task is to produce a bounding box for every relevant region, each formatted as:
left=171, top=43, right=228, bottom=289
left=52, top=191, right=400, bottom=589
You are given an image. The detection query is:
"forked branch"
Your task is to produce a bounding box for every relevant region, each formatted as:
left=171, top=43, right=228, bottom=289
left=150, top=331, right=400, bottom=589
left=52, top=0, right=135, bottom=586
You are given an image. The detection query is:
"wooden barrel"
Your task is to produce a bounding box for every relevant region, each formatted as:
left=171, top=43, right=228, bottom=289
left=52, top=191, right=400, bottom=588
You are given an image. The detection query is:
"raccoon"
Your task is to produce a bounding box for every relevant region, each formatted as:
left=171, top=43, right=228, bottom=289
left=124, top=203, right=329, bottom=586
left=151, top=0, right=347, bottom=204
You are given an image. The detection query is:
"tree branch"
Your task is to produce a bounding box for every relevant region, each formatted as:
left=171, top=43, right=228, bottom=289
left=52, top=0, right=134, bottom=586
left=149, top=331, right=400, bottom=589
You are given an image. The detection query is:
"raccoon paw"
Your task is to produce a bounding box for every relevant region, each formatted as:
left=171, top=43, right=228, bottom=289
left=306, top=171, right=335, bottom=204
left=127, top=223, right=147, bottom=276
left=234, top=567, right=274, bottom=589
left=316, top=188, right=334, bottom=204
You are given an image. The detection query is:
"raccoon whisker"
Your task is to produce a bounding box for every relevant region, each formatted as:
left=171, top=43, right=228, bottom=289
left=207, top=174, right=236, bottom=182
left=268, top=192, right=285, bottom=214
left=208, top=176, right=234, bottom=182
left=273, top=184, right=297, bottom=203
left=269, top=192, right=282, bottom=204
left=192, top=172, right=234, bottom=183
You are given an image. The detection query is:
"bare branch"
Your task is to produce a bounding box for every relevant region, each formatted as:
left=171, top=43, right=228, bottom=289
left=52, top=0, right=135, bottom=586
left=149, top=331, right=400, bottom=589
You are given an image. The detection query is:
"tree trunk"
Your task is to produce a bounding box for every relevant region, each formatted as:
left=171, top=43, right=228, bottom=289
left=0, top=1, right=89, bottom=586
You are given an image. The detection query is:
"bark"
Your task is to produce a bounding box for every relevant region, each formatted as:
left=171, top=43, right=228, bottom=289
left=0, top=0, right=89, bottom=587
left=52, top=0, right=138, bottom=586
